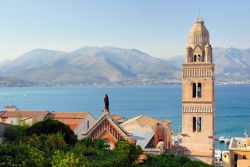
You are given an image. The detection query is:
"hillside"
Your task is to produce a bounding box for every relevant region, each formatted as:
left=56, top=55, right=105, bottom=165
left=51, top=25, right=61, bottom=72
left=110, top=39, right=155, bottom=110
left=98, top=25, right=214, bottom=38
left=0, top=47, right=181, bottom=85
left=0, top=76, right=35, bottom=87
left=0, top=46, right=249, bottom=86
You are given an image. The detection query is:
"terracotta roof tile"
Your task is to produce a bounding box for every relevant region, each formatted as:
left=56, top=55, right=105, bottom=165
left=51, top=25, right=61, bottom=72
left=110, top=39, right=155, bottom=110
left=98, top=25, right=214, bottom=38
left=0, top=110, right=49, bottom=119
left=47, top=112, right=88, bottom=119
left=47, top=112, right=89, bottom=131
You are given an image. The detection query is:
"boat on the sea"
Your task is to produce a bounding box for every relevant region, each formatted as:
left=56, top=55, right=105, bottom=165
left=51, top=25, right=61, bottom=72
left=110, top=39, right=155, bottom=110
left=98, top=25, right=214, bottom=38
left=218, top=136, right=225, bottom=143
left=224, top=137, right=231, bottom=144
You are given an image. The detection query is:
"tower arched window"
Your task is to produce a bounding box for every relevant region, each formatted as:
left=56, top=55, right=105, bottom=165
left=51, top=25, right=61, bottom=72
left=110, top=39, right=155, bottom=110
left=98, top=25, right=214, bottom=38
left=197, top=117, right=201, bottom=132
left=193, top=55, right=197, bottom=62
left=197, top=55, right=201, bottom=62
left=192, top=83, right=196, bottom=98
left=193, top=117, right=196, bottom=132
left=197, top=83, right=202, bottom=98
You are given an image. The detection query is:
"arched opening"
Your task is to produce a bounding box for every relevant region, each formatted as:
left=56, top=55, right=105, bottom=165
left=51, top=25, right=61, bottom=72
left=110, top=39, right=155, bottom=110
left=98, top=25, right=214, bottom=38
left=193, top=117, right=196, bottom=132
left=193, top=55, right=197, bottom=62
left=197, top=55, right=201, bottom=62
left=192, top=83, right=196, bottom=98
left=197, top=83, right=202, bottom=98
left=197, top=117, right=201, bottom=132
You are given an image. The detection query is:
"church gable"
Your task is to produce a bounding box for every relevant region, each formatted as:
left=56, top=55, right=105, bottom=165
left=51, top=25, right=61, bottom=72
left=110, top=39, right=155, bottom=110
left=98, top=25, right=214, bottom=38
left=86, top=113, right=133, bottom=142
left=85, top=113, right=136, bottom=148
left=90, top=118, right=124, bottom=141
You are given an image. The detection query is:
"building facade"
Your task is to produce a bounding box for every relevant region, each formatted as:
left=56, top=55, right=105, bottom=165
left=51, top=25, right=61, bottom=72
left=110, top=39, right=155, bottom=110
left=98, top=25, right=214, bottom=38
left=228, top=137, right=250, bottom=167
left=84, top=109, right=136, bottom=149
left=0, top=106, right=49, bottom=125
left=182, top=19, right=215, bottom=165
left=46, top=112, right=96, bottom=139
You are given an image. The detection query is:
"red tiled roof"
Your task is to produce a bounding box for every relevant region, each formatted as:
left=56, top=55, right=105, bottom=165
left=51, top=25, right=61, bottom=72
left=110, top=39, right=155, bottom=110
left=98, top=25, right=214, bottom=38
left=0, top=110, right=49, bottom=119
left=47, top=112, right=89, bottom=131
left=47, top=112, right=88, bottom=119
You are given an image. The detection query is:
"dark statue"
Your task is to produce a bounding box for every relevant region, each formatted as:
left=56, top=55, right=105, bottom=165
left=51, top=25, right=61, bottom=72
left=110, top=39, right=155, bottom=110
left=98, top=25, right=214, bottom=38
left=104, top=94, right=109, bottom=110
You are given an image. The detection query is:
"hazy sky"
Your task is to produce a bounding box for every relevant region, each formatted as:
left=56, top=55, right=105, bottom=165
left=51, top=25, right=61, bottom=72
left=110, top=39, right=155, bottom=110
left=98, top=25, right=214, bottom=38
left=0, top=0, right=250, bottom=62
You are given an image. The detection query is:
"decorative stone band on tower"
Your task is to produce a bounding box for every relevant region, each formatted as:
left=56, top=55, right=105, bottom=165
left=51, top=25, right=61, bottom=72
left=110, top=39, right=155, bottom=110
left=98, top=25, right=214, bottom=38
left=182, top=19, right=215, bottom=165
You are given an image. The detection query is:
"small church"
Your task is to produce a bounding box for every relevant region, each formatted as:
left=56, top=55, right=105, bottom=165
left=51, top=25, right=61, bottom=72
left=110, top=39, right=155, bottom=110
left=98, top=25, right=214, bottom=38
left=181, top=18, right=215, bottom=165
left=83, top=95, right=172, bottom=153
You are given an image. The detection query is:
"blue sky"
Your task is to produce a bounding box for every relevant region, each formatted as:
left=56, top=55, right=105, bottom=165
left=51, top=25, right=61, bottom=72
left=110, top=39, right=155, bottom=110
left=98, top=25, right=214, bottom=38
left=0, top=0, right=249, bottom=61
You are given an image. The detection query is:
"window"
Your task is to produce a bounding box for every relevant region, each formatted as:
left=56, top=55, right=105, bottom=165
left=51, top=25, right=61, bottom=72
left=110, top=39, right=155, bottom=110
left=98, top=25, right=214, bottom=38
left=243, top=155, right=246, bottom=159
left=87, top=120, right=90, bottom=130
left=192, top=83, right=196, bottom=98
left=193, top=117, right=196, bottom=132
left=193, top=55, right=197, bottom=62
left=197, top=55, right=201, bottom=62
left=197, top=83, right=202, bottom=98
left=197, top=117, right=201, bottom=132
left=234, top=154, right=238, bottom=167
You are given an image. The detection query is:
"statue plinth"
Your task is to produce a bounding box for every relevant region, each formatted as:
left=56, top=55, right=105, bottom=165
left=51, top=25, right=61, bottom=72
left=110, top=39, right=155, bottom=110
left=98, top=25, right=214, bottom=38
left=103, top=107, right=110, bottom=115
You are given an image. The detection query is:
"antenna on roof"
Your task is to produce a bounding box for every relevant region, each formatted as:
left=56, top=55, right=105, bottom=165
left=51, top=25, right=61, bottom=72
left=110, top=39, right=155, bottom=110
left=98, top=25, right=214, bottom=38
left=199, top=8, right=200, bottom=19
left=197, top=8, right=202, bottom=22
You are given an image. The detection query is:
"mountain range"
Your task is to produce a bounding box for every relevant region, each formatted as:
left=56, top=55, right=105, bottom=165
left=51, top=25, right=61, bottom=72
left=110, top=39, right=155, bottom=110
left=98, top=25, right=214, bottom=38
left=0, top=47, right=180, bottom=85
left=0, top=46, right=249, bottom=86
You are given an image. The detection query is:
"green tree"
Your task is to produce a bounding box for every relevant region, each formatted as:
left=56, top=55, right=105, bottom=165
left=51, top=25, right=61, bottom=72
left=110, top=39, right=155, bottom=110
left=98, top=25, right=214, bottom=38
left=0, top=144, right=45, bottom=167
left=21, top=133, right=68, bottom=157
left=25, top=118, right=77, bottom=145
left=114, top=140, right=143, bottom=166
left=136, top=154, right=212, bottom=167
left=3, top=125, right=27, bottom=142
left=50, top=150, right=88, bottom=167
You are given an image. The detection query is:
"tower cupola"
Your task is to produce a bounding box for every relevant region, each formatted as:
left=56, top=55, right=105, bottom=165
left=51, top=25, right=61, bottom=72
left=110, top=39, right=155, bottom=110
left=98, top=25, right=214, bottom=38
left=188, top=18, right=210, bottom=47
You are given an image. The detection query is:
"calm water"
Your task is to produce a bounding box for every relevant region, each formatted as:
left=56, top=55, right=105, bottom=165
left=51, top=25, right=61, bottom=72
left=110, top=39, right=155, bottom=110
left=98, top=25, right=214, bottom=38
left=0, top=84, right=249, bottom=150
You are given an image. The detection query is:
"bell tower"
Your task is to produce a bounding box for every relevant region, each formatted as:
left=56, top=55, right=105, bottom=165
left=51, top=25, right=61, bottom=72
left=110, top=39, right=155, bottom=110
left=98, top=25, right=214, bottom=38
left=182, top=18, right=215, bottom=165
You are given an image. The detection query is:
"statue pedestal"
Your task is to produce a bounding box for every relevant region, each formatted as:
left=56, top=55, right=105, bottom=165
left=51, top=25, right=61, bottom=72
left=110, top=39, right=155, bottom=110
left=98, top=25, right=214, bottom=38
left=103, top=108, right=110, bottom=115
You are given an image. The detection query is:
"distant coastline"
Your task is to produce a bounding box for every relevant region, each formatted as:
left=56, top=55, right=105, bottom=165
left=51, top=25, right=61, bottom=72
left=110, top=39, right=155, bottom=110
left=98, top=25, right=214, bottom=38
left=0, top=80, right=250, bottom=87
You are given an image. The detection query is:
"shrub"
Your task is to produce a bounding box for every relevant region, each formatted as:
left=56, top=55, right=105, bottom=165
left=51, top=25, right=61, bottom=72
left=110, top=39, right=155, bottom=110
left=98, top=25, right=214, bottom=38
left=50, top=150, right=88, bottom=167
left=3, top=125, right=27, bottom=142
left=115, top=140, right=143, bottom=166
left=25, top=118, right=77, bottom=145
left=0, top=143, right=45, bottom=167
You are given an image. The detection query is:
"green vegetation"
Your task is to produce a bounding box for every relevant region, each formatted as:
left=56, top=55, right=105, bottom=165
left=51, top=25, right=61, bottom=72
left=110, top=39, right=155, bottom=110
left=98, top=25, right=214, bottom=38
left=1, top=119, right=211, bottom=167
left=25, top=118, right=77, bottom=145
left=135, top=154, right=211, bottom=167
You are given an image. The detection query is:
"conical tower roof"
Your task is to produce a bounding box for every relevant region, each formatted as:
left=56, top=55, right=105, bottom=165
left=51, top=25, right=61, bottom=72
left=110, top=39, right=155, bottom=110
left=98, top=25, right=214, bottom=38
left=188, top=18, right=210, bottom=47
left=190, top=19, right=209, bottom=34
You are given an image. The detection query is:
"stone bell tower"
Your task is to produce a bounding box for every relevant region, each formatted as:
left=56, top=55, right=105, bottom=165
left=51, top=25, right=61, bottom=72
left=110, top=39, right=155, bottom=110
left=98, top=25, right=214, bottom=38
left=182, top=18, right=215, bottom=165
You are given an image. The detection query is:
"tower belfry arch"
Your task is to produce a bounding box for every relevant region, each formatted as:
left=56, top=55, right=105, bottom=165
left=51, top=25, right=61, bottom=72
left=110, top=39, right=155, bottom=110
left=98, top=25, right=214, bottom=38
left=182, top=19, right=215, bottom=165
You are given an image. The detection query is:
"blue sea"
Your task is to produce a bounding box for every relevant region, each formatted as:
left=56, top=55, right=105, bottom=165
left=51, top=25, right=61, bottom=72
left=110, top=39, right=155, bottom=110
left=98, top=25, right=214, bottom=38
left=0, top=84, right=249, bottom=150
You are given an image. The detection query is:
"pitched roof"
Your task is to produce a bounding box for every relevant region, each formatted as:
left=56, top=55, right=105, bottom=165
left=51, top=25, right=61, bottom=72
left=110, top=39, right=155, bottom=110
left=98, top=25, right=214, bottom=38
left=121, top=115, right=171, bottom=131
left=85, top=113, right=132, bottom=139
left=111, top=115, right=124, bottom=121
left=120, top=115, right=171, bottom=149
left=0, top=110, right=49, bottom=119
left=47, top=112, right=88, bottom=119
left=0, top=111, right=4, bottom=117
left=46, top=112, right=89, bottom=131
